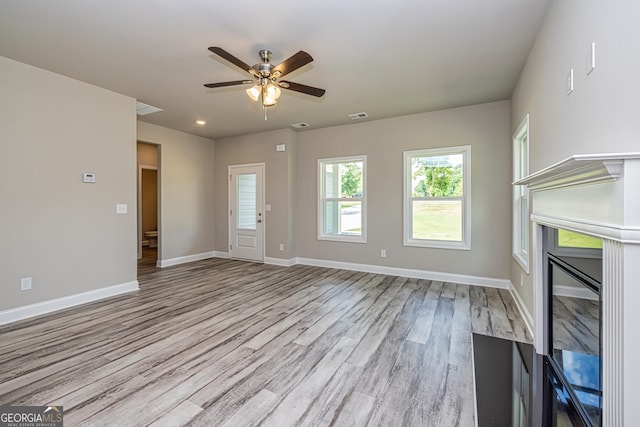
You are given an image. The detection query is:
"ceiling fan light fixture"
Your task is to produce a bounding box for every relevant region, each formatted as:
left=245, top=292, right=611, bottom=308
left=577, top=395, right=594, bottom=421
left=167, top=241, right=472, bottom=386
left=246, top=85, right=261, bottom=101
left=263, top=96, right=277, bottom=107
left=266, top=83, right=281, bottom=99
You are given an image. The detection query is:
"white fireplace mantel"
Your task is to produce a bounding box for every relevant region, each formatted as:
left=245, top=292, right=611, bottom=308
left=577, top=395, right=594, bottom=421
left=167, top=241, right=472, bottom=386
left=518, top=153, right=640, bottom=426
left=513, top=153, right=640, bottom=191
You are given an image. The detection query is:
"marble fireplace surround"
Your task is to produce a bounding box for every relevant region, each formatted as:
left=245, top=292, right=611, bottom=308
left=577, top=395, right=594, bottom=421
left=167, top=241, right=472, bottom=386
left=516, top=153, right=640, bottom=426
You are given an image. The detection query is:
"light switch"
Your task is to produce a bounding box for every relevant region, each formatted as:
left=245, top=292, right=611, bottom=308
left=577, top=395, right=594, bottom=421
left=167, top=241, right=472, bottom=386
left=276, top=144, right=286, bottom=152
left=265, top=204, right=272, bottom=212
left=116, top=204, right=127, bottom=214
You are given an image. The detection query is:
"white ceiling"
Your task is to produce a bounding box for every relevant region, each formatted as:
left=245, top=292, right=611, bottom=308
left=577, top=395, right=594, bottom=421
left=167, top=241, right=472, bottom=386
left=0, top=0, right=551, bottom=140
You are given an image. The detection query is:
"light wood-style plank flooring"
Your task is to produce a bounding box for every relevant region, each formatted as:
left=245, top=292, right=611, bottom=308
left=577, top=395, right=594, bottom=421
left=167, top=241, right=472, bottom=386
left=0, top=256, right=531, bottom=426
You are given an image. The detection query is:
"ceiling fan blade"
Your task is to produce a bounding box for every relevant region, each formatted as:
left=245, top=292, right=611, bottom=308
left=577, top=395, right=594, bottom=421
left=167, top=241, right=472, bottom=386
left=271, top=51, right=313, bottom=78
left=208, top=47, right=258, bottom=76
left=204, top=80, right=253, bottom=88
left=279, top=81, right=326, bottom=97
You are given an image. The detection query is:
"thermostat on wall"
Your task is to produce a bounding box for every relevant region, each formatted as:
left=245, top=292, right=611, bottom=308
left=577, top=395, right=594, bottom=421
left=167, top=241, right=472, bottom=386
left=83, top=173, right=96, bottom=183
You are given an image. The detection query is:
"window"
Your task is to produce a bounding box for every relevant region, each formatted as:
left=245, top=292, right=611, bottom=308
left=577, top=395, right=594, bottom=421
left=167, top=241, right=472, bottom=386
left=237, top=173, right=256, bottom=230
left=550, top=228, right=602, bottom=258
left=513, top=114, right=530, bottom=272
left=318, top=156, right=366, bottom=242
left=557, top=229, right=602, bottom=249
left=403, top=146, right=470, bottom=249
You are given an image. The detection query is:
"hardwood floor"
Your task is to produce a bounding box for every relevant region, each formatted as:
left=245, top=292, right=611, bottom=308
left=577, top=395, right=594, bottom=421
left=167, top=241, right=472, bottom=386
left=0, top=257, right=531, bottom=426
left=138, top=247, right=159, bottom=276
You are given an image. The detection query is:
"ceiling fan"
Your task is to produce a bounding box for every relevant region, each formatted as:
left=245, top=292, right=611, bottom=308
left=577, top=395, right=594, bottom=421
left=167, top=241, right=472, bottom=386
left=204, top=47, right=325, bottom=119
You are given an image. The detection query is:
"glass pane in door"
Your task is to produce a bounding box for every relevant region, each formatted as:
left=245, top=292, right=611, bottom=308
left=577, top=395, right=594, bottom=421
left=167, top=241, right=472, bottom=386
left=237, top=173, right=256, bottom=230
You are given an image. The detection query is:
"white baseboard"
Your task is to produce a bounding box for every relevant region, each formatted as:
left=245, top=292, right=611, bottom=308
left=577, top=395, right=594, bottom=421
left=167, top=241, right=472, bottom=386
left=509, top=282, right=535, bottom=338
left=264, top=257, right=296, bottom=267
left=214, top=253, right=510, bottom=289
left=293, top=257, right=511, bottom=289
left=553, top=284, right=599, bottom=301
left=0, top=280, right=139, bottom=326
left=213, top=251, right=230, bottom=259
left=213, top=252, right=294, bottom=266
left=158, top=251, right=216, bottom=268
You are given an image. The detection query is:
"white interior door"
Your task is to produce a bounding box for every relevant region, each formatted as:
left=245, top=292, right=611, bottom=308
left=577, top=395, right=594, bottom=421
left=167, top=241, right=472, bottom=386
left=229, top=164, right=264, bottom=262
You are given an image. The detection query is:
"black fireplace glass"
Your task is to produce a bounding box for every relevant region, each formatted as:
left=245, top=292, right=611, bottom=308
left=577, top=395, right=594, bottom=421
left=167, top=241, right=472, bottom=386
left=549, top=255, right=602, bottom=427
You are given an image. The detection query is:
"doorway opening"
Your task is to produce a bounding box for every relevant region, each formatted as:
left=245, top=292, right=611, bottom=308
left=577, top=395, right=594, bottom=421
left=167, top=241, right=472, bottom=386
left=137, top=142, right=160, bottom=274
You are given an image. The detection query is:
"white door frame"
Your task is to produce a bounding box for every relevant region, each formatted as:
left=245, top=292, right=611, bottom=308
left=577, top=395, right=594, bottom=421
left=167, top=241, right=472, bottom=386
left=228, top=163, right=265, bottom=262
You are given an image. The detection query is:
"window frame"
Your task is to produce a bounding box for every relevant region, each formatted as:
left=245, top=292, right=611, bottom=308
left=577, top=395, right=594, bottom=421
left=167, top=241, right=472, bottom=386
left=403, top=145, right=471, bottom=250
left=317, top=155, right=367, bottom=243
left=512, top=113, right=530, bottom=272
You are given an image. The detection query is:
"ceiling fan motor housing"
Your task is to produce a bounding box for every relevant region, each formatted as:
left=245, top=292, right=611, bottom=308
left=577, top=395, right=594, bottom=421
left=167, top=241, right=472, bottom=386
left=253, top=62, right=274, bottom=78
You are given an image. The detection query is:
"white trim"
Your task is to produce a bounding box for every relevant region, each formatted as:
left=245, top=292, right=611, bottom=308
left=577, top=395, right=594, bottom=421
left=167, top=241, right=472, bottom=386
left=509, top=281, right=534, bottom=338
left=532, top=213, right=640, bottom=244
left=216, top=254, right=509, bottom=289
left=293, top=257, right=509, bottom=289
left=553, top=285, right=599, bottom=301
left=514, top=152, right=640, bottom=191
left=158, top=251, right=215, bottom=268
left=0, top=280, right=139, bottom=326
left=264, top=257, right=297, bottom=267
left=214, top=251, right=230, bottom=259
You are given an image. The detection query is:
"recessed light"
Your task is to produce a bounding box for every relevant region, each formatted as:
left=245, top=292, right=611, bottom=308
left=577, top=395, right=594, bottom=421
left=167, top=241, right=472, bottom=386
left=196, top=120, right=206, bottom=125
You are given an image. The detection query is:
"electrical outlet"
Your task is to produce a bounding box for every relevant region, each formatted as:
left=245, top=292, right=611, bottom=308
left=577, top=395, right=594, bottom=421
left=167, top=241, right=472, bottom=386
left=279, top=243, right=284, bottom=251
left=380, top=249, right=387, bottom=258
left=116, top=204, right=127, bottom=214
left=21, top=277, right=32, bottom=291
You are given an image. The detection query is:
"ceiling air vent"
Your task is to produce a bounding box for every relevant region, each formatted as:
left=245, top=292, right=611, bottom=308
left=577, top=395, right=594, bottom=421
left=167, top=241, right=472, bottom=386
left=136, top=101, right=163, bottom=116
left=348, top=112, right=368, bottom=120
left=291, top=122, right=311, bottom=129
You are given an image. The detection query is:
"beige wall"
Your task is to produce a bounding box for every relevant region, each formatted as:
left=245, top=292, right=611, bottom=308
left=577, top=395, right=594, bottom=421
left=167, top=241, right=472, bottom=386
left=137, top=121, right=215, bottom=261
left=0, top=56, right=137, bottom=311
left=295, top=101, right=512, bottom=278
left=510, top=0, right=640, bottom=314
left=214, top=129, right=296, bottom=259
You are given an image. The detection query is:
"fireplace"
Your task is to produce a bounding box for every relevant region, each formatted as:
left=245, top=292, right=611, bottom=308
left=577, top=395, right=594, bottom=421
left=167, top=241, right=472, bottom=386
left=514, top=154, right=640, bottom=426
left=546, top=228, right=602, bottom=425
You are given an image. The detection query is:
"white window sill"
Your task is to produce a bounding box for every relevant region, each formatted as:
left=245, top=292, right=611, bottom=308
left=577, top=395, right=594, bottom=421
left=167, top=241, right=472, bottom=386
left=318, top=235, right=367, bottom=244
left=404, top=239, right=470, bottom=251
left=512, top=252, right=530, bottom=274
